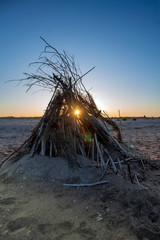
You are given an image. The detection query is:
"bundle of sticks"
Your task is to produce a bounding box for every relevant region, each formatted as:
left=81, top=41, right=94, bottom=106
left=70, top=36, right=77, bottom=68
left=1, top=38, right=143, bottom=182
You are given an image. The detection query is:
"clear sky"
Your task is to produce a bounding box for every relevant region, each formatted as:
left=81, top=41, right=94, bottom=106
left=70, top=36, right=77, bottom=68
left=0, top=0, right=160, bottom=117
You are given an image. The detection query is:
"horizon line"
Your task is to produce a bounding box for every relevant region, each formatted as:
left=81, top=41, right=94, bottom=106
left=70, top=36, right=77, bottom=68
left=0, top=116, right=160, bottom=119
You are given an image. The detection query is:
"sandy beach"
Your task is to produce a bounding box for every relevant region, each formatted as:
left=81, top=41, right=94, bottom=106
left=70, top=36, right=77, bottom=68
left=0, top=117, right=160, bottom=240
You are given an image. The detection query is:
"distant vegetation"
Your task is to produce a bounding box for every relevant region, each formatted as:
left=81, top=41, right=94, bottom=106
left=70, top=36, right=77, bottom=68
left=0, top=116, right=41, bottom=119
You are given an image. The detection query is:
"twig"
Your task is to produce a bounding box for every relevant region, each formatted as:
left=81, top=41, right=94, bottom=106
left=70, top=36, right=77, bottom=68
left=50, top=137, right=52, bottom=157
left=100, top=157, right=110, bottom=180
left=103, top=148, right=117, bottom=172
left=63, top=180, right=110, bottom=187
left=94, top=133, right=105, bottom=168
left=91, top=138, right=94, bottom=162
left=134, top=173, right=148, bottom=189
left=117, top=157, right=122, bottom=170
left=118, top=109, right=123, bottom=140
left=40, top=136, right=46, bottom=156
left=127, top=134, right=131, bottom=154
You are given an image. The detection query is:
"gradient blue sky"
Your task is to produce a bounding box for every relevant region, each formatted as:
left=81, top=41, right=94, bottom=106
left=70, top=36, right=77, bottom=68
left=0, top=0, right=160, bottom=117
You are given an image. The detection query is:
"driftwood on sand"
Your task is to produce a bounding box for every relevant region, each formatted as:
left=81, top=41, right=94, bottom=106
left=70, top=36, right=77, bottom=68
left=63, top=180, right=110, bottom=187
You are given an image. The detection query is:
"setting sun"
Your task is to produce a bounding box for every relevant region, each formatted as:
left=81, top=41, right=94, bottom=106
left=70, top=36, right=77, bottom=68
left=75, top=109, right=80, bottom=115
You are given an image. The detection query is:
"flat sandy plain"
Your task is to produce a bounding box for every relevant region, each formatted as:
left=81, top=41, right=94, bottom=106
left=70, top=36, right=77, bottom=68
left=0, top=117, right=160, bottom=240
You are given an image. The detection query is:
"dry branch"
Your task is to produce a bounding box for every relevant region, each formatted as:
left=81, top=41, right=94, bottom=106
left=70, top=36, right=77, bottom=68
left=63, top=180, right=110, bottom=187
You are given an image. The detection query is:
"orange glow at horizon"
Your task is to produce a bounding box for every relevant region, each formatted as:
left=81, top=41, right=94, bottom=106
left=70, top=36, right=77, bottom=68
left=0, top=103, right=159, bottom=118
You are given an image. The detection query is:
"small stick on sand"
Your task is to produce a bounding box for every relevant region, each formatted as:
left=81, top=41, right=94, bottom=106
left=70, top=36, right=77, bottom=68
left=63, top=180, right=110, bottom=187
left=134, top=173, right=148, bottom=189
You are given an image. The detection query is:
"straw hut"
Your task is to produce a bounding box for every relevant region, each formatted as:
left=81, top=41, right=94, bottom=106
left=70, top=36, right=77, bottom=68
left=1, top=38, right=135, bottom=181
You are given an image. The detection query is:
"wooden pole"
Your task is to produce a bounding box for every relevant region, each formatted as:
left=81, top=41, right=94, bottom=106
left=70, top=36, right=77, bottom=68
left=40, top=136, right=46, bottom=156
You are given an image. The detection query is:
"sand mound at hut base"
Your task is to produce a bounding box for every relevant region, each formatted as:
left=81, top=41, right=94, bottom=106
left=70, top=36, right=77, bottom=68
left=0, top=154, right=103, bottom=184
left=1, top=155, right=160, bottom=239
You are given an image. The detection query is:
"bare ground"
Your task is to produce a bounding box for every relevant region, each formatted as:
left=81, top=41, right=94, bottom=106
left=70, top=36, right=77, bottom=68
left=0, top=117, right=160, bottom=240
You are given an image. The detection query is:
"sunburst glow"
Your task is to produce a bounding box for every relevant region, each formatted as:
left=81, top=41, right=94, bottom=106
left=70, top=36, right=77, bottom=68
left=75, top=109, right=80, bottom=115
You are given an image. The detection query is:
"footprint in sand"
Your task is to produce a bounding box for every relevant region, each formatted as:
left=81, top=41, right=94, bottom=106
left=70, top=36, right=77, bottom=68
left=37, top=221, right=73, bottom=235
left=7, top=217, right=37, bottom=233
left=0, top=197, right=16, bottom=205
left=37, top=223, right=53, bottom=235
left=55, top=225, right=96, bottom=240
left=37, top=221, right=96, bottom=240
